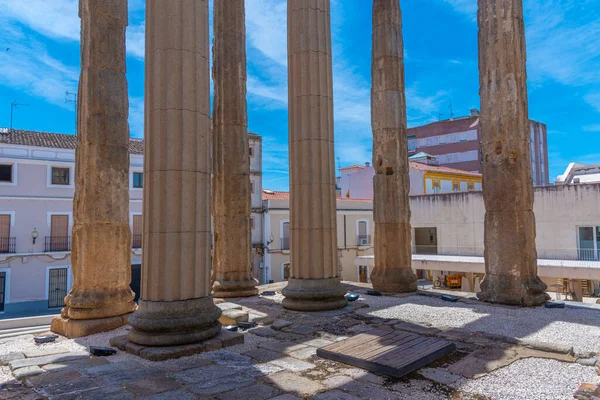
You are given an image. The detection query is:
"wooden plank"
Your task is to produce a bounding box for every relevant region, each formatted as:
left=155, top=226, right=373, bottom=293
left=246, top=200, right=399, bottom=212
left=348, top=332, right=415, bottom=359
left=322, top=329, right=395, bottom=354
left=317, top=329, right=456, bottom=379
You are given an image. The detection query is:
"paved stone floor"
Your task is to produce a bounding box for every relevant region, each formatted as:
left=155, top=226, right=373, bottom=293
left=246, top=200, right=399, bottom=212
left=1, top=283, right=599, bottom=400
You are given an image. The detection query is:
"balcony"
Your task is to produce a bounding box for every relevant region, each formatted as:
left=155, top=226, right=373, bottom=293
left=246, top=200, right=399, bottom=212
left=45, top=236, right=71, bottom=252
left=281, top=237, right=290, bottom=251
left=132, top=234, right=142, bottom=249
left=0, top=237, right=16, bottom=254
left=357, top=235, right=372, bottom=247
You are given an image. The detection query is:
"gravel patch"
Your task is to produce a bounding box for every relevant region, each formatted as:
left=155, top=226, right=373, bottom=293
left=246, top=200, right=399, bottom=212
left=454, top=358, right=599, bottom=400
left=357, top=295, right=600, bottom=354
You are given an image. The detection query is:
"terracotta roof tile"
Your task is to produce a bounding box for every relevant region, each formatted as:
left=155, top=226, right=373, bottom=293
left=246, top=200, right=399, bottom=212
left=0, top=129, right=145, bottom=155
left=408, top=161, right=482, bottom=177
left=262, top=189, right=372, bottom=203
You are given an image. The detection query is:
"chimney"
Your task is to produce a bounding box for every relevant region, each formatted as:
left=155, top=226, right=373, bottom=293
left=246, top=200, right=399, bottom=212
left=365, top=162, right=370, bottom=167
left=470, top=109, right=480, bottom=117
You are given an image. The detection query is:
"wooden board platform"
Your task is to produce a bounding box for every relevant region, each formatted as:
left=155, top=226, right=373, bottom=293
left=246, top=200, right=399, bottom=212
left=317, top=329, right=456, bottom=378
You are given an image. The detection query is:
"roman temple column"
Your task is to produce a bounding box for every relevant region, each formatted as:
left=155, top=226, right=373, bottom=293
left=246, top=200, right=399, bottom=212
left=282, top=0, right=347, bottom=311
left=127, top=0, right=222, bottom=345
left=51, top=0, right=136, bottom=338
left=476, top=0, right=549, bottom=306
left=211, top=0, right=258, bottom=298
left=369, top=0, right=417, bottom=293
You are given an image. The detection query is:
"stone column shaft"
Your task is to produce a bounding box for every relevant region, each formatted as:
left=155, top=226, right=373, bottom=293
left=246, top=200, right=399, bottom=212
left=477, top=0, right=548, bottom=306
left=282, top=0, right=347, bottom=311
left=370, top=0, right=417, bottom=293
left=128, top=0, right=221, bottom=346
left=211, top=0, right=258, bottom=298
left=51, top=0, right=136, bottom=338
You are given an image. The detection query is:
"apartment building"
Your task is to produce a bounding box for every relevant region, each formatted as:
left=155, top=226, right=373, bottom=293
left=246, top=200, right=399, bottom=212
left=339, top=157, right=482, bottom=199
left=407, top=110, right=549, bottom=185
left=556, top=162, right=600, bottom=185
left=0, top=129, right=262, bottom=318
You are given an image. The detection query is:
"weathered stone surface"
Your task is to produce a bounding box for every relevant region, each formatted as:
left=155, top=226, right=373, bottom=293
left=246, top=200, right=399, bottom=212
left=13, top=366, right=44, bottom=379
left=574, top=383, right=600, bottom=400
left=0, top=352, right=24, bottom=365
left=123, top=376, right=182, bottom=396
left=22, top=347, right=70, bottom=359
left=476, top=0, right=549, bottom=306
left=9, top=352, right=89, bottom=370
left=288, top=346, right=317, bottom=360
left=258, top=341, right=308, bottom=355
left=51, top=314, right=130, bottom=339
left=211, top=0, right=258, bottom=299
left=26, top=369, right=80, bottom=387
left=51, top=0, right=135, bottom=338
left=268, top=357, right=315, bottom=372
left=140, top=389, right=197, bottom=400
left=282, top=0, right=347, bottom=312
left=219, top=309, right=249, bottom=325
left=263, top=372, right=325, bottom=397
left=271, top=319, right=294, bottom=331
left=313, top=389, right=362, bottom=400
left=217, top=302, right=244, bottom=312
left=216, top=383, right=281, bottom=400
left=127, top=0, right=221, bottom=347
left=242, top=348, right=282, bottom=363
left=369, top=0, right=417, bottom=294
left=419, top=368, right=462, bottom=385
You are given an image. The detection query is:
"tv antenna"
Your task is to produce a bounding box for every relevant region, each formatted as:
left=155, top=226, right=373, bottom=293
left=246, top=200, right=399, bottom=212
left=10, top=101, right=29, bottom=131
left=65, top=91, right=77, bottom=134
left=449, top=100, right=455, bottom=120
left=437, top=112, right=444, bottom=121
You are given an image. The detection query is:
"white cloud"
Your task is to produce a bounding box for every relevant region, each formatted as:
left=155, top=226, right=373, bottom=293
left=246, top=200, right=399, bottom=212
left=584, top=93, right=600, bottom=113
left=441, top=0, right=477, bottom=19
left=129, top=97, right=145, bottom=138
left=583, top=124, right=600, bottom=132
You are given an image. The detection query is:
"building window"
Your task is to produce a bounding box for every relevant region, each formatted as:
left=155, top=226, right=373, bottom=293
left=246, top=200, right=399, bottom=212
left=51, top=167, right=70, bottom=185
left=467, top=182, right=475, bottom=191
left=358, top=265, right=369, bottom=283
left=249, top=145, right=254, bottom=157
left=408, top=135, right=416, bottom=153
left=432, top=181, right=441, bottom=193
left=578, top=226, right=600, bottom=261
left=132, top=214, right=142, bottom=249
left=251, top=180, right=255, bottom=194
left=0, top=165, right=13, bottom=183
left=133, top=172, right=144, bottom=188
left=452, top=182, right=460, bottom=192
left=281, top=221, right=290, bottom=251
left=251, top=217, right=255, bottom=229
left=357, top=220, right=370, bottom=246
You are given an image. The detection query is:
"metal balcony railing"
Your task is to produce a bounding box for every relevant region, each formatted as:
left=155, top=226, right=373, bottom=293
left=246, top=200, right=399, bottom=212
left=411, top=245, right=600, bottom=262
left=357, top=235, right=372, bottom=246
left=281, top=237, right=290, bottom=251
left=132, top=234, right=142, bottom=249
left=0, top=237, right=15, bottom=254
left=45, top=236, right=71, bottom=252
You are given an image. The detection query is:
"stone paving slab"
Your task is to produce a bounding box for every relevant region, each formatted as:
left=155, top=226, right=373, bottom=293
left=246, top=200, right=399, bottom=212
left=0, top=352, right=25, bottom=365
left=268, top=357, right=315, bottom=372
left=56, top=384, right=135, bottom=400
left=13, top=366, right=44, bottom=379
left=215, top=383, right=281, bottom=400
left=22, top=347, right=71, bottom=359
left=123, top=375, right=183, bottom=396
left=312, top=389, right=362, bottom=400
left=139, top=389, right=197, bottom=400
left=9, top=352, right=90, bottom=370
left=187, top=374, right=255, bottom=396
left=26, top=369, right=81, bottom=387
left=169, top=364, right=239, bottom=384
left=262, top=372, right=325, bottom=397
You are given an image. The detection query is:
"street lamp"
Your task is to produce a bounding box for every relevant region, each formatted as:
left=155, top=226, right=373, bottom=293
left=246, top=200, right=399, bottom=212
left=31, top=228, right=39, bottom=245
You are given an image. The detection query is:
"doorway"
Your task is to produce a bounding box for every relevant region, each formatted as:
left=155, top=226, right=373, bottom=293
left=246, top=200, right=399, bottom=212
left=0, top=271, right=5, bottom=312
left=358, top=265, right=368, bottom=283
left=130, top=264, right=141, bottom=302
left=48, top=268, right=68, bottom=308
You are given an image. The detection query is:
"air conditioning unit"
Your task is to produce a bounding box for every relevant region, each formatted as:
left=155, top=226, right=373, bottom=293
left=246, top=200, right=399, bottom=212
left=360, top=239, right=369, bottom=246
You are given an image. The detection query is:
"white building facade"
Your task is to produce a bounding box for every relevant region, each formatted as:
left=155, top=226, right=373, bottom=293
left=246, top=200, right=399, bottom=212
left=0, top=129, right=262, bottom=318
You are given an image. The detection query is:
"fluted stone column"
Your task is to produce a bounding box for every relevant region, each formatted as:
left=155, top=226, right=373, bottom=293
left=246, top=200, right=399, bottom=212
left=51, top=0, right=136, bottom=338
left=476, top=0, right=549, bottom=306
left=282, top=0, right=347, bottom=311
left=211, top=0, right=258, bottom=298
left=369, top=0, right=417, bottom=293
left=127, top=0, right=222, bottom=346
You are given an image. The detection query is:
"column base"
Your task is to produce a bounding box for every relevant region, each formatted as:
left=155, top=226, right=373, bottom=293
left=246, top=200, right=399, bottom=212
left=370, top=267, right=418, bottom=293
left=51, top=313, right=131, bottom=338
left=477, top=274, right=550, bottom=306
left=282, top=277, right=348, bottom=311
left=128, top=297, right=222, bottom=346
left=212, top=278, right=259, bottom=298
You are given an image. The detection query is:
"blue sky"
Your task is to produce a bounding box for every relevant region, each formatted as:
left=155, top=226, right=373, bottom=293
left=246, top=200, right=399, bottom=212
left=0, top=0, right=598, bottom=191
